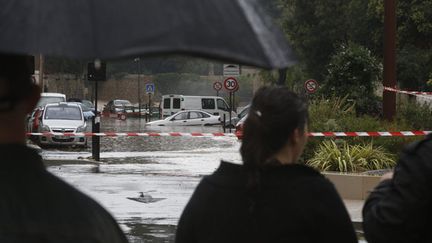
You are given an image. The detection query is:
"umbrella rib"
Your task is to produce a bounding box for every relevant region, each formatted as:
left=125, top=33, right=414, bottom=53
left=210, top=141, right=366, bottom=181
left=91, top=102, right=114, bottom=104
left=236, top=0, right=296, bottom=68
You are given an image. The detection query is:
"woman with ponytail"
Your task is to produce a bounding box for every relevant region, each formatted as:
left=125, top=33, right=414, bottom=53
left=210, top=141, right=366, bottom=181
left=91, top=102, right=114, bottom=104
left=176, top=86, right=357, bottom=243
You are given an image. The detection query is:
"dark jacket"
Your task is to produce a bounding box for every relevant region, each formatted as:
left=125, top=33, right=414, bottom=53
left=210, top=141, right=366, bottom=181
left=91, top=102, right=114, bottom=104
left=363, top=135, right=432, bottom=243
left=176, top=161, right=357, bottom=243
left=0, top=144, right=128, bottom=243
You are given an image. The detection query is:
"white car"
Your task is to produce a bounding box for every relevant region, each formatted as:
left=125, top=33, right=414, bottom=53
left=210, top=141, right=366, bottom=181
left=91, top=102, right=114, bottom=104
left=38, top=102, right=87, bottom=146
left=146, top=110, right=221, bottom=126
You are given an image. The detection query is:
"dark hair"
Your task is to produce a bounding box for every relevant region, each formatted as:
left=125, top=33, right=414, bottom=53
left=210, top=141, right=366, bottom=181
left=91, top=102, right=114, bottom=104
left=240, top=86, right=308, bottom=218
left=0, top=53, right=34, bottom=111
left=240, top=86, right=308, bottom=169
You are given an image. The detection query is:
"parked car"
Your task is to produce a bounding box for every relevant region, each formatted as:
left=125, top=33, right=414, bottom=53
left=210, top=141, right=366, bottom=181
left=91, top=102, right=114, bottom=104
left=235, top=115, right=247, bottom=140
left=69, top=102, right=95, bottom=120
left=37, top=93, right=66, bottom=108
left=104, top=99, right=134, bottom=113
left=38, top=102, right=87, bottom=147
left=226, top=104, right=250, bottom=128
left=26, top=107, right=43, bottom=134
left=146, top=110, right=221, bottom=126
left=27, top=93, right=67, bottom=130
left=81, top=100, right=95, bottom=111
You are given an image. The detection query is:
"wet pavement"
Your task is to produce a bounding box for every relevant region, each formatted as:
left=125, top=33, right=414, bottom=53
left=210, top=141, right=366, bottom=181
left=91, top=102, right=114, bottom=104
left=41, top=117, right=241, bottom=242
left=39, top=117, right=365, bottom=242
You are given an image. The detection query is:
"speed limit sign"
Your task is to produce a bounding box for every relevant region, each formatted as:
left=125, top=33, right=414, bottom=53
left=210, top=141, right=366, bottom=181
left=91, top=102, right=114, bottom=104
left=224, top=77, right=239, bottom=92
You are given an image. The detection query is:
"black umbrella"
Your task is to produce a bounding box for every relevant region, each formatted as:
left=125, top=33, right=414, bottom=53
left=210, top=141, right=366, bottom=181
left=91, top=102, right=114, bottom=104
left=0, top=0, right=295, bottom=69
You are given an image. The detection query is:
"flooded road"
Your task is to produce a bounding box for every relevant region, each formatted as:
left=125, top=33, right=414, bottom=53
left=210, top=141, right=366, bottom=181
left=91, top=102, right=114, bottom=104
left=41, top=117, right=241, bottom=242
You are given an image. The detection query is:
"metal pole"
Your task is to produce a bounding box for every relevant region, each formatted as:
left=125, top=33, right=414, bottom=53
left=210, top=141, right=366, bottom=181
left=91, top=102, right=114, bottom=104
left=233, top=92, right=236, bottom=112
left=148, top=93, right=152, bottom=122
left=383, top=0, right=397, bottom=121
left=223, top=114, right=226, bottom=133
left=229, top=92, right=232, bottom=133
left=277, top=68, right=287, bottom=86
left=92, top=81, right=100, bottom=161
left=39, top=54, right=44, bottom=90
left=137, top=58, right=141, bottom=119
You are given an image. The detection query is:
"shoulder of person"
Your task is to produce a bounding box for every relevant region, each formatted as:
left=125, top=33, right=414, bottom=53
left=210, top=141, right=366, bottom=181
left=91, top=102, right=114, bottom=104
left=404, top=134, right=432, bottom=154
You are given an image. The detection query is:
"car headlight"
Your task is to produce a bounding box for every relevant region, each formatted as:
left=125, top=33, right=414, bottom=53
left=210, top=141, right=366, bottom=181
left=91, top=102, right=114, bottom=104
left=41, top=125, right=50, bottom=132
left=76, top=125, right=86, bottom=133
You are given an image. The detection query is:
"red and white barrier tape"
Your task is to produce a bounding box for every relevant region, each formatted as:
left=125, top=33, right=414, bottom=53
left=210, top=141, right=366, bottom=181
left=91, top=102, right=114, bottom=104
left=384, top=87, right=432, bottom=97
left=26, top=131, right=431, bottom=137
left=307, top=131, right=430, bottom=137
left=26, top=132, right=236, bottom=137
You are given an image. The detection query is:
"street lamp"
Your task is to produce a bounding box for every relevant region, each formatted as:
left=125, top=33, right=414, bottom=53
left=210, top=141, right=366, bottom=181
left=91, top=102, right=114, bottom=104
left=134, top=57, right=141, bottom=118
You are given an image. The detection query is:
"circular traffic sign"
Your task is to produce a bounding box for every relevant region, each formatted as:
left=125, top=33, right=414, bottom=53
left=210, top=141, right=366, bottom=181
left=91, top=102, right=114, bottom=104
left=119, top=113, right=127, bottom=120
left=304, top=79, right=319, bottom=94
left=224, top=77, right=239, bottom=92
left=213, top=81, right=222, bottom=91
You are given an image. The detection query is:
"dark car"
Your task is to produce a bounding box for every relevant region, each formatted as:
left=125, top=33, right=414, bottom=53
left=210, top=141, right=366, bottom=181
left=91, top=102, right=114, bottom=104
left=104, top=99, right=135, bottom=113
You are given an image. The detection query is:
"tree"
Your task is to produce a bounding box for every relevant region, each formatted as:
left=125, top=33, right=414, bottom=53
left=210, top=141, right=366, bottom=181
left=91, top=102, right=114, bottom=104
left=367, top=0, right=432, bottom=90
left=274, top=0, right=431, bottom=92
left=277, top=0, right=351, bottom=81
left=321, top=42, right=382, bottom=115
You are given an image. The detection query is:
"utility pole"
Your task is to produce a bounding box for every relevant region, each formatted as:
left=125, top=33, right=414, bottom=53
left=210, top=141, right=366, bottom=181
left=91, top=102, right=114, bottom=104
left=383, top=0, right=397, bottom=121
left=39, top=54, right=44, bottom=90
left=134, top=58, right=142, bottom=118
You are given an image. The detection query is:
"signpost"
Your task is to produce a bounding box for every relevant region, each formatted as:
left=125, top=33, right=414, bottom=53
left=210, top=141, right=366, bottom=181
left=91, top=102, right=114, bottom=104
left=213, top=81, right=222, bottom=96
left=146, top=83, right=155, bottom=122
left=87, top=61, right=106, bottom=162
left=224, top=77, right=239, bottom=132
left=304, top=79, right=319, bottom=94
left=224, top=77, right=239, bottom=92
left=223, top=64, right=240, bottom=77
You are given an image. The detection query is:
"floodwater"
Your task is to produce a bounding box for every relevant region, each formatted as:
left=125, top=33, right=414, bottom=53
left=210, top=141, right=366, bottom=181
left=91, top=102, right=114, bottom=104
left=41, top=117, right=241, bottom=242
left=40, top=117, right=366, bottom=242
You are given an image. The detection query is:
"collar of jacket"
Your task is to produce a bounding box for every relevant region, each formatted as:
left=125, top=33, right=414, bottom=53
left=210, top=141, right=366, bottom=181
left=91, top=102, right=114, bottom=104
left=0, top=143, right=45, bottom=171
left=206, top=161, right=322, bottom=188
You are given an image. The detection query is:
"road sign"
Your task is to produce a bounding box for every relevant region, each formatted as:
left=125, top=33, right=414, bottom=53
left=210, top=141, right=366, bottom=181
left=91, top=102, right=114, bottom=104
left=146, top=83, right=155, bottom=94
left=224, top=77, right=239, bottom=92
left=213, top=81, right=222, bottom=91
left=304, top=79, right=319, bottom=94
left=223, top=64, right=240, bottom=77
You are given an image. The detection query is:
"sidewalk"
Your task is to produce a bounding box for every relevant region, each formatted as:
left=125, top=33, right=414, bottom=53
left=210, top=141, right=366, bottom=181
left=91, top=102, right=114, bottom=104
left=345, top=199, right=364, bottom=222
left=345, top=199, right=364, bottom=235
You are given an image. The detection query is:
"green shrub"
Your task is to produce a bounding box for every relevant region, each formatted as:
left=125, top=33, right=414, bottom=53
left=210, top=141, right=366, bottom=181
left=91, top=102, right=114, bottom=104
left=307, top=140, right=396, bottom=173
left=302, top=95, right=429, bottom=165
left=308, top=95, right=355, bottom=132
left=396, top=101, right=432, bottom=130
left=320, top=42, right=383, bottom=116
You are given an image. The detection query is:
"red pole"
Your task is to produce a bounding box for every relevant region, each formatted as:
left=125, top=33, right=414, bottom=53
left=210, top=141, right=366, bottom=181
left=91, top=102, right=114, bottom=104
left=383, top=0, right=397, bottom=121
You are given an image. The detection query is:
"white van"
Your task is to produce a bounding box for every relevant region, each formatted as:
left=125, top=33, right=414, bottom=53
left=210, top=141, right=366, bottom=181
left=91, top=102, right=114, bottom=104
left=161, top=95, right=236, bottom=119
left=37, top=93, right=67, bottom=108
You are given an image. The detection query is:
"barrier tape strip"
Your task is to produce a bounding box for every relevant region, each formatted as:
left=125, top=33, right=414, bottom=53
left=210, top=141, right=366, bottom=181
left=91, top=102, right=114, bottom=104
left=307, top=131, right=430, bottom=137
left=26, top=132, right=237, bottom=137
left=384, top=87, right=432, bottom=98
left=26, top=131, right=431, bottom=137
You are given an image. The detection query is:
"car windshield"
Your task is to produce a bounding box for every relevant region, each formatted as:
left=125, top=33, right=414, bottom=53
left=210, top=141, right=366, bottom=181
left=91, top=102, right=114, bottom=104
left=37, top=97, right=65, bottom=108
left=114, top=100, right=132, bottom=106
left=79, top=103, right=92, bottom=112
left=81, top=100, right=94, bottom=109
left=44, top=106, right=82, bottom=120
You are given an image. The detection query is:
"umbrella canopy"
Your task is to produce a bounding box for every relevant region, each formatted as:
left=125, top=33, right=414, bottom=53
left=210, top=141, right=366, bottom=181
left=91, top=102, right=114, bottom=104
left=0, top=0, right=295, bottom=69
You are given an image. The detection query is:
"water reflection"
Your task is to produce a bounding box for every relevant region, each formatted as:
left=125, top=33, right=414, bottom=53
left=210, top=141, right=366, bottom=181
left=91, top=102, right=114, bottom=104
left=126, top=223, right=176, bottom=243
left=42, top=117, right=365, bottom=242
left=43, top=118, right=239, bottom=242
